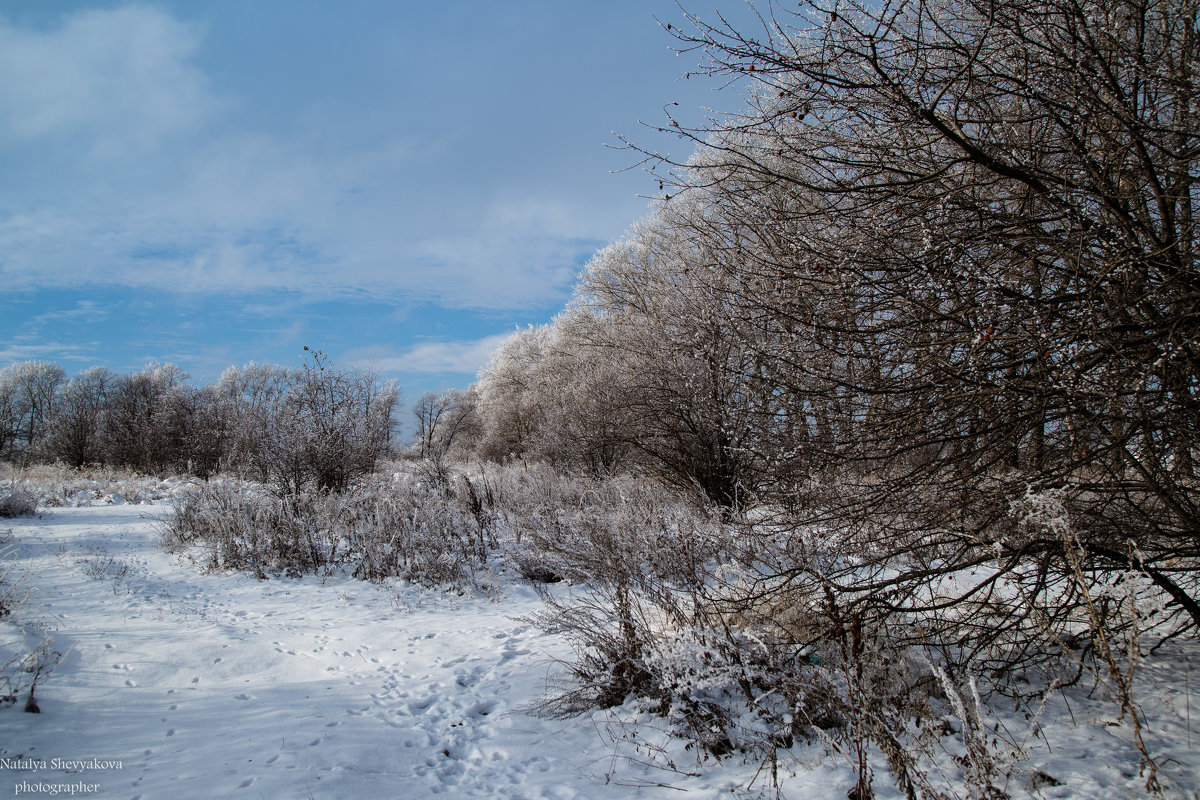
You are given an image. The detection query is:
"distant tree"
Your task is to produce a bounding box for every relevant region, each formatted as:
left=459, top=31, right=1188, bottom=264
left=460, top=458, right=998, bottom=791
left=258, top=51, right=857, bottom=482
left=45, top=366, right=114, bottom=467
left=100, top=363, right=188, bottom=472
left=215, top=362, right=293, bottom=479
left=0, top=361, right=66, bottom=465
left=568, top=201, right=778, bottom=503
left=257, top=349, right=399, bottom=495
left=413, top=390, right=454, bottom=459
left=184, top=385, right=229, bottom=478
left=439, top=386, right=482, bottom=459
left=471, top=201, right=776, bottom=501
left=526, top=314, right=632, bottom=476
left=474, top=327, right=554, bottom=463
left=0, top=368, right=19, bottom=462
left=413, top=389, right=477, bottom=460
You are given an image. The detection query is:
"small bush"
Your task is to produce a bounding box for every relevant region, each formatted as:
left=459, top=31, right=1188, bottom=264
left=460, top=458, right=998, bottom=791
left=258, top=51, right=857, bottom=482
left=165, top=483, right=323, bottom=578
left=1, top=538, right=61, bottom=711
left=162, top=470, right=494, bottom=590
left=0, top=489, right=37, bottom=518
left=0, top=463, right=181, bottom=509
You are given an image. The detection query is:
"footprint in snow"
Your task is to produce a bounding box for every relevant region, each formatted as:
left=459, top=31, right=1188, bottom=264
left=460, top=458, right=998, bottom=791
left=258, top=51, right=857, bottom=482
left=408, top=696, right=436, bottom=714
left=455, top=666, right=485, bottom=688
left=499, top=646, right=531, bottom=662
left=468, top=699, right=500, bottom=718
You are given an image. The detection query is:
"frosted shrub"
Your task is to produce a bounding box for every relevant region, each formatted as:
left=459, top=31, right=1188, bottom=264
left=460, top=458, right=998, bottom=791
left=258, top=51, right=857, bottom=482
left=483, top=462, right=721, bottom=586
left=163, top=471, right=493, bottom=590
left=165, top=483, right=328, bottom=577
left=0, top=536, right=60, bottom=712
left=249, top=349, right=399, bottom=496
left=0, top=463, right=180, bottom=509
left=511, top=471, right=744, bottom=719
left=333, top=474, right=490, bottom=588
left=513, top=484, right=1037, bottom=798
left=0, top=488, right=37, bottom=518
left=0, top=631, right=59, bottom=713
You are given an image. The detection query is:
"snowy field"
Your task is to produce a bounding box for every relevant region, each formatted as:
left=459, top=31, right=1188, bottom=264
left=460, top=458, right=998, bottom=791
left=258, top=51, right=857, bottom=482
left=0, top=502, right=758, bottom=799
left=2, top=500, right=1198, bottom=799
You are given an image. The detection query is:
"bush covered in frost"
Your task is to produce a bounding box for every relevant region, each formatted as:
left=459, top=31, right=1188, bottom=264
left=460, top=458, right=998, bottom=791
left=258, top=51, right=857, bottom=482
left=0, top=488, right=37, bottom=518
left=0, top=533, right=60, bottom=712
left=163, top=466, right=494, bottom=590
left=0, top=463, right=182, bottom=509
left=521, top=480, right=1179, bottom=798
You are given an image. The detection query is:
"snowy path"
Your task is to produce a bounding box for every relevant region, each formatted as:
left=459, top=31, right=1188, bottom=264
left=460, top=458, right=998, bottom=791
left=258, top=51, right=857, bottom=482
left=0, top=504, right=736, bottom=799
left=4, top=503, right=1197, bottom=799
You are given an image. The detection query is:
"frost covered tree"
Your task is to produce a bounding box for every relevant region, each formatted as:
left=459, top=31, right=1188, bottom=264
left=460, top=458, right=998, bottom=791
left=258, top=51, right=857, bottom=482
left=467, top=0, right=1200, bottom=745
left=412, top=389, right=477, bottom=460
left=0, top=368, right=21, bottom=463
left=452, top=2, right=1200, bottom=789
left=474, top=327, right=555, bottom=463
left=99, top=363, right=189, bottom=473
left=638, top=0, right=1200, bottom=636
left=216, top=362, right=294, bottom=479
left=0, top=361, right=66, bottom=465
left=474, top=322, right=635, bottom=474
left=256, top=349, right=399, bottom=495
left=566, top=199, right=778, bottom=503
left=45, top=366, right=114, bottom=468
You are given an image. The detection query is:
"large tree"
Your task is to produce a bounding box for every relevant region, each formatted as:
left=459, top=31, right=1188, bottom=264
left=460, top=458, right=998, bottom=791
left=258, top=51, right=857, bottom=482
left=627, top=0, right=1200, bottom=634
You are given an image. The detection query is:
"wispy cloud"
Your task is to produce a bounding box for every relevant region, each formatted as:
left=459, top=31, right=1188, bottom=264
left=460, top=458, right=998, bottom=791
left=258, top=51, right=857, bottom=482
left=349, top=333, right=512, bottom=376
left=0, top=6, right=613, bottom=313
left=0, top=341, right=98, bottom=363
left=28, top=300, right=110, bottom=326
left=0, top=6, right=217, bottom=152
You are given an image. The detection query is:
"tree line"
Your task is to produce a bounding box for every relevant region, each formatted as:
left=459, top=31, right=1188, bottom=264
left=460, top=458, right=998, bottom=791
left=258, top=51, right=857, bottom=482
left=415, top=0, right=1200, bottom=640
left=426, top=0, right=1200, bottom=768
left=0, top=349, right=399, bottom=494
left=437, top=0, right=1199, bottom=788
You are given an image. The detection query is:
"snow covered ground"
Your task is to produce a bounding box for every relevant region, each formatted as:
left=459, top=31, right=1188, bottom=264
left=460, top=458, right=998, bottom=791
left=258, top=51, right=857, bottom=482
left=1, top=501, right=1197, bottom=799
left=0, top=502, right=756, bottom=799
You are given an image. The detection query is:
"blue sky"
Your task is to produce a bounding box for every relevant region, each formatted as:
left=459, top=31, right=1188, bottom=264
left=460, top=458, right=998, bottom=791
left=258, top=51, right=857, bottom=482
left=0, top=1, right=744, bottom=424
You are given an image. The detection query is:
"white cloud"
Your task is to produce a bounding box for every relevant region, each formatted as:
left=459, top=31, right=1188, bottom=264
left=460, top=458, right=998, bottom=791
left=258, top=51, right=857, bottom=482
left=350, top=333, right=512, bottom=376
left=0, top=341, right=98, bottom=363
left=0, top=6, right=620, bottom=313
left=28, top=300, right=109, bottom=326
left=0, top=6, right=217, bottom=153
